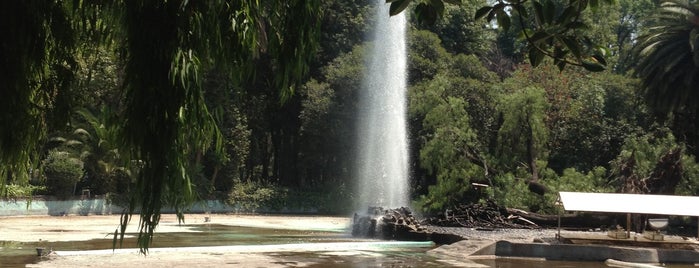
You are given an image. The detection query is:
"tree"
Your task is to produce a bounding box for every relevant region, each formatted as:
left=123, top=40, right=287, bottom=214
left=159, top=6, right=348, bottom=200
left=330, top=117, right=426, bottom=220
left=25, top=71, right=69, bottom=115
left=612, top=0, right=658, bottom=73
left=408, top=30, right=451, bottom=84
left=413, top=80, right=485, bottom=212
left=414, top=0, right=496, bottom=56
left=634, top=0, right=699, bottom=156
left=392, top=0, right=616, bottom=71
left=1, top=0, right=321, bottom=253
left=43, top=150, right=84, bottom=199
left=496, top=86, right=549, bottom=183
left=0, top=1, right=77, bottom=191
left=409, top=51, right=499, bottom=212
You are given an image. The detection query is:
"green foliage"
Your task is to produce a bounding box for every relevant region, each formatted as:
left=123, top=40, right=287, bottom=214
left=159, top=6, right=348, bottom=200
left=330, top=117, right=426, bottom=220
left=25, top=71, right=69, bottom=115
left=42, top=150, right=84, bottom=199
left=611, top=127, right=680, bottom=180
left=676, top=153, right=699, bottom=196
left=227, top=180, right=278, bottom=213
left=492, top=166, right=611, bottom=213
left=0, top=1, right=77, bottom=191
left=415, top=0, right=496, bottom=56
left=491, top=173, right=539, bottom=211
left=473, top=0, right=615, bottom=71
left=74, top=108, right=129, bottom=195
left=496, top=86, right=549, bottom=169
left=408, top=30, right=450, bottom=83
left=2, top=184, right=46, bottom=200
left=635, top=0, right=699, bottom=116
left=296, top=44, right=366, bottom=187
left=317, top=0, right=372, bottom=66
left=410, top=65, right=496, bottom=213
left=553, top=167, right=612, bottom=193
left=609, top=126, right=699, bottom=194
left=226, top=179, right=356, bottom=214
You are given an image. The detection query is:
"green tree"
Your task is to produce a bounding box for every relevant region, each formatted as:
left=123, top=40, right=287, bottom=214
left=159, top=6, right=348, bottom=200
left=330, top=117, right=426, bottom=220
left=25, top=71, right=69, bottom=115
left=635, top=0, right=699, bottom=115
left=1, top=1, right=321, bottom=252
left=43, top=150, right=84, bottom=199
left=610, top=127, right=699, bottom=195
left=612, top=0, right=658, bottom=73
left=635, top=0, right=699, bottom=156
left=299, top=44, right=365, bottom=192
left=415, top=0, right=496, bottom=56
left=413, top=87, right=485, bottom=212
left=496, top=86, right=549, bottom=183
left=398, top=0, right=617, bottom=71
left=75, top=108, right=128, bottom=196
left=0, top=1, right=77, bottom=190
left=408, top=30, right=450, bottom=84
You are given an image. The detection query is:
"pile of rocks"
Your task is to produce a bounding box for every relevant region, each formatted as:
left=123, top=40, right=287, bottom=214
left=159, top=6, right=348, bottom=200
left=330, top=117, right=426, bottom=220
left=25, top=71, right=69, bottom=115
left=352, top=206, right=464, bottom=244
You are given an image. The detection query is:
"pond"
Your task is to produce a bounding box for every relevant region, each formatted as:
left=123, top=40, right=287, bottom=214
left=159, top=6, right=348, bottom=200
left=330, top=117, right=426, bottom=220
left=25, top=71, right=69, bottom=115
left=1, top=223, right=697, bottom=267
left=1, top=224, right=435, bottom=267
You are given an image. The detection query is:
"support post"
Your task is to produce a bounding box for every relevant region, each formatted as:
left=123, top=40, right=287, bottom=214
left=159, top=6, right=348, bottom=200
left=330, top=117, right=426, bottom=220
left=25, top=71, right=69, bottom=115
left=626, top=213, right=631, bottom=239
left=555, top=195, right=562, bottom=241
left=557, top=210, right=561, bottom=240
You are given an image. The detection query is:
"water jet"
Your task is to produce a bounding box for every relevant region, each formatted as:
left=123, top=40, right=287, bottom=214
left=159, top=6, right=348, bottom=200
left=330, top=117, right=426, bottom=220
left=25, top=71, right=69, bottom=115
left=355, top=0, right=409, bottom=211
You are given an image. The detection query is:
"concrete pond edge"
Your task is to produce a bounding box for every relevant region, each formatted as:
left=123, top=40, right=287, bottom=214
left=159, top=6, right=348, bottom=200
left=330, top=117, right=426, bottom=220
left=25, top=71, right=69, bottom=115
left=433, top=240, right=699, bottom=264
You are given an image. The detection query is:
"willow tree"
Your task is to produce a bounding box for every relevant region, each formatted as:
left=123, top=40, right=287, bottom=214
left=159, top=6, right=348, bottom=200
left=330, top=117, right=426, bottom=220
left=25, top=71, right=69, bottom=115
left=496, top=86, right=549, bottom=183
left=0, top=1, right=76, bottom=189
left=1, top=0, right=320, bottom=252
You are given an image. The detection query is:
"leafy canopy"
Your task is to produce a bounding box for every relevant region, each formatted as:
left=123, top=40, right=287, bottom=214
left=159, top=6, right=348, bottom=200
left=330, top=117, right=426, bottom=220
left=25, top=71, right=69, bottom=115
left=391, top=0, right=616, bottom=71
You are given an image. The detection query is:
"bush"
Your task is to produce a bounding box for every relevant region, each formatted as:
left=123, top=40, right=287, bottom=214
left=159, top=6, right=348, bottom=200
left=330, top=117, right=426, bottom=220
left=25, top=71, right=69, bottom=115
left=43, top=150, right=84, bottom=199
left=2, top=184, right=46, bottom=200
left=226, top=180, right=355, bottom=214
left=227, top=180, right=278, bottom=213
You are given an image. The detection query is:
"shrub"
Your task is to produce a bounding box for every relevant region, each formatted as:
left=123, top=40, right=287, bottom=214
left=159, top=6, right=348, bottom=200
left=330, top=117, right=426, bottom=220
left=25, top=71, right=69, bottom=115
left=2, top=184, right=46, bottom=200
left=226, top=180, right=355, bottom=214
left=43, top=150, right=84, bottom=199
left=227, top=180, right=278, bottom=213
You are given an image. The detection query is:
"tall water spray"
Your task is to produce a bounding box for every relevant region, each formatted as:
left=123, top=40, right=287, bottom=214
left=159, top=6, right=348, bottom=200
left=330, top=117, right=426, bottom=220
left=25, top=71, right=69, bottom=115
left=355, top=1, right=409, bottom=209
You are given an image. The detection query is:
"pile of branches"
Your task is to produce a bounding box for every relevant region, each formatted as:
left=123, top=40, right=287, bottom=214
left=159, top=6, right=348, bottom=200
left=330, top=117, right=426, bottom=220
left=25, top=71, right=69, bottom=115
left=422, top=200, right=538, bottom=229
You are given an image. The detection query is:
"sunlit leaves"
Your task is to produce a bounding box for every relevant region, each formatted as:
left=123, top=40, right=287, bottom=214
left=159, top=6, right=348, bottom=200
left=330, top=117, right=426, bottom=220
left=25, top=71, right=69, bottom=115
left=496, top=86, right=549, bottom=169
left=422, top=0, right=616, bottom=71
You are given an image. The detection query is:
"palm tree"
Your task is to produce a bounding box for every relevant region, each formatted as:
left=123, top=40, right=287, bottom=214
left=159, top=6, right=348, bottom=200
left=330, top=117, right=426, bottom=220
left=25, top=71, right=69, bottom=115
left=635, top=0, right=699, bottom=157
left=635, top=0, right=699, bottom=116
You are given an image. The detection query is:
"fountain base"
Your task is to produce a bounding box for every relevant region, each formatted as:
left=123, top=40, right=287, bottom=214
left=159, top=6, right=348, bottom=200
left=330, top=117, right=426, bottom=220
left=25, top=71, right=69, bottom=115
left=351, top=207, right=434, bottom=242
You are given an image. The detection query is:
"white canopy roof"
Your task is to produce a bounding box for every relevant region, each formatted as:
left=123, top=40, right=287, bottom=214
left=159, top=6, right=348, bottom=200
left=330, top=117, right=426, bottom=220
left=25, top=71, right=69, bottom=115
left=558, top=192, right=699, bottom=217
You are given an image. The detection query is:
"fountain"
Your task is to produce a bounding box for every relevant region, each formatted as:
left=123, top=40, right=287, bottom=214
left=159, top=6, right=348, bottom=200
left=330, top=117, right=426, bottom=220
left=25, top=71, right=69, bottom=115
left=352, top=0, right=422, bottom=240
left=355, top=0, right=410, bottom=211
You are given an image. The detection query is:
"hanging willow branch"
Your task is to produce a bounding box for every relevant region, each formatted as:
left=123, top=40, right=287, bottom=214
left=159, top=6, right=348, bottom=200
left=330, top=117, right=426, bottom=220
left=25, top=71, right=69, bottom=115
left=0, top=1, right=77, bottom=192
left=1, top=0, right=320, bottom=253
left=114, top=0, right=320, bottom=253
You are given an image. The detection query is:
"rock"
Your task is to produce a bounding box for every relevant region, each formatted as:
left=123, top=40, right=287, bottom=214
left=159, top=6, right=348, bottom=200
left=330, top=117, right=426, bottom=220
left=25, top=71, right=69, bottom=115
left=352, top=207, right=433, bottom=242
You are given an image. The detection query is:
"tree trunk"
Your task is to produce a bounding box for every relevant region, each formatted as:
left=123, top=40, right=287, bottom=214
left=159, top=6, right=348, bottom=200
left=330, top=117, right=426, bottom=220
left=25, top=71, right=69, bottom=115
left=526, top=120, right=539, bottom=182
